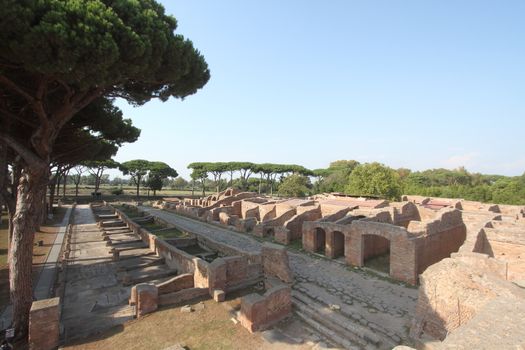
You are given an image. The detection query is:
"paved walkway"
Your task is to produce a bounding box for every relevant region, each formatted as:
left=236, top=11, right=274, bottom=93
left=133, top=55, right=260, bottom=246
left=62, top=204, right=176, bottom=342
left=62, top=204, right=134, bottom=341
left=34, top=206, right=73, bottom=299
left=139, top=207, right=418, bottom=343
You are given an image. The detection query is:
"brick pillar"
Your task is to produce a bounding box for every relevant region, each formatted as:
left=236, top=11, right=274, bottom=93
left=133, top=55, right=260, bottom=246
left=301, top=224, right=316, bottom=253
left=207, top=258, right=227, bottom=293
left=136, top=283, right=158, bottom=318
left=29, top=297, right=60, bottom=350
left=345, top=231, right=363, bottom=266
left=239, top=294, right=267, bottom=332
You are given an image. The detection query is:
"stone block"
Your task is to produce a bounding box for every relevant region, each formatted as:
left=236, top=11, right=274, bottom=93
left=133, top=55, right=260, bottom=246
left=136, top=283, right=158, bottom=318
left=239, top=293, right=267, bottom=333
left=29, top=297, right=60, bottom=350
left=207, top=258, right=227, bottom=292
left=213, top=289, right=225, bottom=302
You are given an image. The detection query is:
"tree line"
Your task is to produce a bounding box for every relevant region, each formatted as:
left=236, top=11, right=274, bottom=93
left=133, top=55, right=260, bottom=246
left=182, top=160, right=525, bottom=205
left=187, top=162, right=313, bottom=196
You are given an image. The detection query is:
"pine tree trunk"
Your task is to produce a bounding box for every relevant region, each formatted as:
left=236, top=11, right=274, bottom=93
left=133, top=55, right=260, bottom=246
left=62, top=170, right=68, bottom=198
left=10, top=165, right=49, bottom=337
left=48, top=177, right=56, bottom=216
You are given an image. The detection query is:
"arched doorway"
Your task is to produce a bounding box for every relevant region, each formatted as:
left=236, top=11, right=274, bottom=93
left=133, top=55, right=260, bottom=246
left=332, top=231, right=345, bottom=258
left=314, top=227, right=326, bottom=253
left=363, top=234, right=391, bottom=273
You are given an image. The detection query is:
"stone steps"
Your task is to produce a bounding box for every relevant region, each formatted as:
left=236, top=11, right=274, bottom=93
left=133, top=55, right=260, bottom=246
left=293, top=306, right=360, bottom=350
left=293, top=291, right=382, bottom=346
left=292, top=289, right=398, bottom=350
left=293, top=293, right=374, bottom=350
left=292, top=281, right=403, bottom=347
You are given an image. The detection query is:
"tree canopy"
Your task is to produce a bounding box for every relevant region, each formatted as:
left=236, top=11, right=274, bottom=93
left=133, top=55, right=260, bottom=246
left=120, top=160, right=177, bottom=196
left=0, top=0, right=209, bottom=335
left=278, top=174, right=311, bottom=197
left=345, top=162, right=402, bottom=200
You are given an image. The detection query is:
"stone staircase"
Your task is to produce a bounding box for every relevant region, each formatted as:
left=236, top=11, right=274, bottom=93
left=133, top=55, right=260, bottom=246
left=292, top=283, right=401, bottom=350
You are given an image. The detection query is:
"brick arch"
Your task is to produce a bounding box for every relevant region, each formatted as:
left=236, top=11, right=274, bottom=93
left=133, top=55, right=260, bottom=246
left=346, top=221, right=418, bottom=284
left=302, top=222, right=352, bottom=258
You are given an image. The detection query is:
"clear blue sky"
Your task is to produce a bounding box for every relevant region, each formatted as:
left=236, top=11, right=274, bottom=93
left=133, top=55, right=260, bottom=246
left=114, top=0, right=525, bottom=179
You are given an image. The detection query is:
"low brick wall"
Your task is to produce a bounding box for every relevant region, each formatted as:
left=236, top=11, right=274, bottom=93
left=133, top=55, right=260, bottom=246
left=239, top=284, right=292, bottom=332
left=113, top=204, right=264, bottom=297
left=158, top=287, right=209, bottom=306
left=157, top=273, right=194, bottom=295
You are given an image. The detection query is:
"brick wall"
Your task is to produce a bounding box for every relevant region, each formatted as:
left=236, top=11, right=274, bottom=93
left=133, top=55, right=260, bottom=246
left=239, top=284, right=292, bottom=333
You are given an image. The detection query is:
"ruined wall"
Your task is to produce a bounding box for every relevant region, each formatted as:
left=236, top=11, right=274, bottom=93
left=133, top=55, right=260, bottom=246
left=317, top=207, right=353, bottom=222
left=410, top=253, right=525, bottom=343
left=204, top=191, right=257, bottom=211
left=259, top=203, right=276, bottom=221
left=390, top=201, right=421, bottom=227
left=460, top=200, right=499, bottom=213
left=283, top=206, right=322, bottom=240
left=261, top=243, right=293, bottom=283
left=409, top=208, right=467, bottom=275
left=413, top=225, right=466, bottom=274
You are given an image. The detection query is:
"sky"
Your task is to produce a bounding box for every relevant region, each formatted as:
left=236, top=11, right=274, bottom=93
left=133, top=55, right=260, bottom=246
left=113, top=0, right=525, bottom=179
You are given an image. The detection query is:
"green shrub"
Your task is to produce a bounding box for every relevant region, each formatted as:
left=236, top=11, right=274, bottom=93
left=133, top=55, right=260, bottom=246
left=111, top=188, right=123, bottom=195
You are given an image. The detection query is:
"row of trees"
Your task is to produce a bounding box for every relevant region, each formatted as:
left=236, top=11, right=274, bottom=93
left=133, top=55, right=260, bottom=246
left=187, top=162, right=313, bottom=196
left=53, top=159, right=179, bottom=199
left=0, top=0, right=209, bottom=339
left=181, top=160, right=524, bottom=205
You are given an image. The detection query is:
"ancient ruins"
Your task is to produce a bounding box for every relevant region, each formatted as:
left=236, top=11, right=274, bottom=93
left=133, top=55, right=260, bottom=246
left=29, top=189, right=525, bottom=349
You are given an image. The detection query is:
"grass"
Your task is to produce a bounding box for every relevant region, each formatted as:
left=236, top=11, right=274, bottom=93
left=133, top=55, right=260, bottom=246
left=139, top=222, right=165, bottom=231
left=153, top=229, right=189, bottom=240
